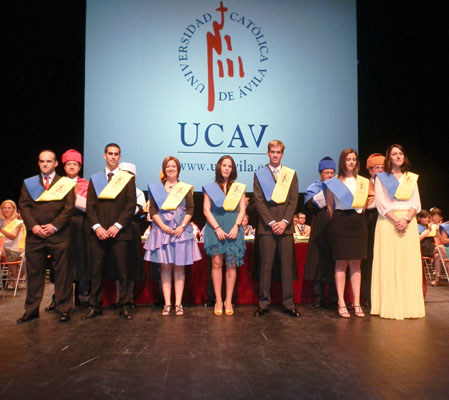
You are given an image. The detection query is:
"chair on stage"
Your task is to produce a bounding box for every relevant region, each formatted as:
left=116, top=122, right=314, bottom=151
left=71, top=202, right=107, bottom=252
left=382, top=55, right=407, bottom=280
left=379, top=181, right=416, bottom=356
left=0, top=237, right=27, bottom=298
left=436, top=246, right=449, bottom=283
left=422, top=256, right=435, bottom=281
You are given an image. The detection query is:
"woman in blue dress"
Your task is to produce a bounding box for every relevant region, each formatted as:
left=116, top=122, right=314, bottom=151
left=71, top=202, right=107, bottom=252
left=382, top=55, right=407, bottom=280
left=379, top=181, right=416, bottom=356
left=203, top=156, right=246, bottom=316
left=144, top=156, right=201, bottom=316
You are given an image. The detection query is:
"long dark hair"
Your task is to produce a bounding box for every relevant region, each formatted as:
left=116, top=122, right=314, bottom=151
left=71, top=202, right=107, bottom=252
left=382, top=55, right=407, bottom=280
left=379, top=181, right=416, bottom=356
left=337, top=148, right=359, bottom=178
left=215, top=155, right=237, bottom=191
left=384, top=144, right=411, bottom=173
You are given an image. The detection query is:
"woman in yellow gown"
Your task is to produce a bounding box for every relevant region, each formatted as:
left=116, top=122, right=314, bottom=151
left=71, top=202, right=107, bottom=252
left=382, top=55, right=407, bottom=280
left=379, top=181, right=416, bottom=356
left=370, top=144, right=425, bottom=320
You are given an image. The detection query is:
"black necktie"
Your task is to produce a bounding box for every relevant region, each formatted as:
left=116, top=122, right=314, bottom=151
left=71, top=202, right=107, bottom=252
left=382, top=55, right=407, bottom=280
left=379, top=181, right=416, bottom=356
left=107, top=172, right=114, bottom=182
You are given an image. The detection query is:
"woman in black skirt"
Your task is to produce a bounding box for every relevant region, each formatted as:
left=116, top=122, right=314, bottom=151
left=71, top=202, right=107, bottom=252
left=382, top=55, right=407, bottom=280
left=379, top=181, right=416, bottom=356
left=324, top=149, right=368, bottom=318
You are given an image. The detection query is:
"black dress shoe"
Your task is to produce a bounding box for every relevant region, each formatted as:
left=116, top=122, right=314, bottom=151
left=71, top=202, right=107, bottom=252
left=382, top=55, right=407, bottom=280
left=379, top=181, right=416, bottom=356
left=119, top=306, right=133, bottom=320
left=45, top=301, right=55, bottom=312
left=284, top=307, right=301, bottom=318
left=59, top=312, right=71, bottom=322
left=81, top=307, right=103, bottom=320
left=17, top=313, right=39, bottom=324
left=313, top=298, right=321, bottom=308
left=254, top=307, right=269, bottom=317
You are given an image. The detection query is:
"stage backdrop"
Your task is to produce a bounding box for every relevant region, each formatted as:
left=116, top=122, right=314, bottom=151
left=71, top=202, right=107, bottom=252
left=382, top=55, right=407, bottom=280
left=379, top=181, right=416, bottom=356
left=84, top=0, right=357, bottom=191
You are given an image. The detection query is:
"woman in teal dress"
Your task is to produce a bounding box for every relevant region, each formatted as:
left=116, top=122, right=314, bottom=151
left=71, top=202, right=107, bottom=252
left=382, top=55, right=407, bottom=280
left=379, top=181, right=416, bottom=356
left=203, top=155, right=246, bottom=316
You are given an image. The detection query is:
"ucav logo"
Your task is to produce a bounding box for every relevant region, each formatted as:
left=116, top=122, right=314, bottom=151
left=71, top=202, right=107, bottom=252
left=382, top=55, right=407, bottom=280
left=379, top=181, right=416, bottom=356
left=178, top=1, right=269, bottom=112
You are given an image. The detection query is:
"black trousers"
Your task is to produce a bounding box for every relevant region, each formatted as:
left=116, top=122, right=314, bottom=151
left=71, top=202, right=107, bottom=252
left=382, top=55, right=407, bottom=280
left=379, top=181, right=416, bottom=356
left=258, top=234, right=295, bottom=309
left=88, top=238, right=130, bottom=308
left=24, top=240, right=73, bottom=315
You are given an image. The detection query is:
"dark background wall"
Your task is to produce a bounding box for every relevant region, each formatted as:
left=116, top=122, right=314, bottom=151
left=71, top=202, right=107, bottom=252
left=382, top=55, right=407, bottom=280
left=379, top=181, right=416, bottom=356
left=4, top=1, right=448, bottom=220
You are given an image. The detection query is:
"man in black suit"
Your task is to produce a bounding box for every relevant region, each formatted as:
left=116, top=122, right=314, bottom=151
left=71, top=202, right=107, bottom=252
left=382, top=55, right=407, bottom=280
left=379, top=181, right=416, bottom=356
left=253, top=140, right=300, bottom=317
left=18, top=150, right=75, bottom=323
left=82, top=143, right=136, bottom=320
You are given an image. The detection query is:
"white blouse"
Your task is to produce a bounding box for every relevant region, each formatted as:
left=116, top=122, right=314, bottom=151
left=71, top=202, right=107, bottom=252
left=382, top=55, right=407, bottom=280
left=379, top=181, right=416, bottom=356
left=375, top=174, right=421, bottom=217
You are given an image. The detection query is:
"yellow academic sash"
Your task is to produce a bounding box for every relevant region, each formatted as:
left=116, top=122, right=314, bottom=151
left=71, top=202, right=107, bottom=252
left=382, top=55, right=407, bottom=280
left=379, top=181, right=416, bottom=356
left=427, top=224, right=437, bottom=238
left=0, top=219, right=23, bottom=237
left=351, top=175, right=370, bottom=208
left=395, top=172, right=418, bottom=200
left=99, top=171, right=133, bottom=200
left=222, top=182, right=246, bottom=211
left=161, top=182, right=193, bottom=210
left=271, top=166, right=295, bottom=204
left=37, top=177, right=76, bottom=202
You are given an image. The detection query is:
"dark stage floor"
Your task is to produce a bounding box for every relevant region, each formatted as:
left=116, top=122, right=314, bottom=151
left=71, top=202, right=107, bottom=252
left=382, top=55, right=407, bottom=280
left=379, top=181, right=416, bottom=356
left=1, top=283, right=448, bottom=400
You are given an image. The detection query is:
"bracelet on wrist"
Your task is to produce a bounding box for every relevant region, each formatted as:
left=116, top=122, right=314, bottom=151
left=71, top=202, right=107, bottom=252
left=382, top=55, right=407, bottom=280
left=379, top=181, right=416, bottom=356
left=214, top=226, right=220, bottom=231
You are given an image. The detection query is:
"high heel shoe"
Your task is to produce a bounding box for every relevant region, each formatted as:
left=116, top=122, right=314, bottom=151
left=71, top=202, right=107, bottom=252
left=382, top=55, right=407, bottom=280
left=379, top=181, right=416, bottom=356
left=161, top=305, right=171, bottom=316
left=338, top=306, right=350, bottom=318
left=175, top=304, right=184, bottom=316
left=224, top=304, right=234, bottom=316
left=353, top=305, right=365, bottom=318
left=214, top=303, right=223, bottom=316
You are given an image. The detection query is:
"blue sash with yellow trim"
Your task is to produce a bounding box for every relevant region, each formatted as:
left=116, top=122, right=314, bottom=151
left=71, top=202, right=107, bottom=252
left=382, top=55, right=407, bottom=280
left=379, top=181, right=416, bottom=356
left=255, top=167, right=275, bottom=202
left=24, top=175, right=45, bottom=201
left=202, top=182, right=225, bottom=208
left=91, top=172, right=108, bottom=198
left=323, top=177, right=354, bottom=208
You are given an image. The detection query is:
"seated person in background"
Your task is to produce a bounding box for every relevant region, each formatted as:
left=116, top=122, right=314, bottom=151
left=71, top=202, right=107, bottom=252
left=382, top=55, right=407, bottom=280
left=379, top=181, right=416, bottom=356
left=242, top=214, right=255, bottom=236
left=294, top=212, right=310, bottom=237
left=0, top=200, right=25, bottom=282
left=438, top=221, right=449, bottom=259
left=428, top=208, right=447, bottom=286
left=430, top=207, right=443, bottom=227
left=417, top=210, right=437, bottom=257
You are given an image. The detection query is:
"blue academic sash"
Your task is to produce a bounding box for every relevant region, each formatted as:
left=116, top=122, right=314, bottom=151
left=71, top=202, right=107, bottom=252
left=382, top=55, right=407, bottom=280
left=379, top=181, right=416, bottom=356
left=417, top=224, right=426, bottom=234
left=323, top=177, right=354, bottom=208
left=24, top=175, right=45, bottom=201
left=255, top=166, right=275, bottom=202
left=91, top=171, right=108, bottom=198
left=147, top=182, right=168, bottom=209
left=202, top=182, right=225, bottom=208
left=376, top=172, right=399, bottom=199
left=304, top=180, right=323, bottom=205
left=440, top=223, right=449, bottom=236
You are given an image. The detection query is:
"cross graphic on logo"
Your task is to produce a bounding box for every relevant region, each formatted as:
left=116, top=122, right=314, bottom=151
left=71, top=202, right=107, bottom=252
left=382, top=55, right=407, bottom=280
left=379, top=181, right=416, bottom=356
left=206, top=1, right=245, bottom=112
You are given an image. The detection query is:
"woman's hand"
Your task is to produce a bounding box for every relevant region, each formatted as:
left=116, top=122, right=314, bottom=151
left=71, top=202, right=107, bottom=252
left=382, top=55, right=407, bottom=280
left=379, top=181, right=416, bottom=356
left=227, top=225, right=239, bottom=240
left=172, top=225, right=184, bottom=238
left=215, top=227, right=227, bottom=241
left=162, top=224, right=174, bottom=235
left=395, top=218, right=408, bottom=233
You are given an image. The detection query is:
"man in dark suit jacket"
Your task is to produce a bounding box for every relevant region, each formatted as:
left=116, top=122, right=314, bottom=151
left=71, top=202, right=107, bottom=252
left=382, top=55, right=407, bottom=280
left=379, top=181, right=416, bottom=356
left=253, top=140, right=300, bottom=317
left=82, top=143, right=136, bottom=320
left=18, top=150, right=75, bottom=323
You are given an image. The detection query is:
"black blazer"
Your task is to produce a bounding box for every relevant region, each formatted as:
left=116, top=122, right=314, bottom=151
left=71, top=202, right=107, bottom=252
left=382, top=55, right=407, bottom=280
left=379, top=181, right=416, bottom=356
left=86, top=174, right=137, bottom=241
left=19, top=174, right=75, bottom=244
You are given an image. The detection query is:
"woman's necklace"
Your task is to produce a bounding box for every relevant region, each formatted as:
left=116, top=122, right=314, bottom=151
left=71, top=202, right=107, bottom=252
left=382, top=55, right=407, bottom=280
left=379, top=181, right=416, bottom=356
left=166, top=181, right=176, bottom=190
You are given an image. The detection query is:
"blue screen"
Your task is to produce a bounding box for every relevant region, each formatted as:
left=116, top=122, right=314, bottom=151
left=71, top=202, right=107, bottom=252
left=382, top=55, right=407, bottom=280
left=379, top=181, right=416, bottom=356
left=84, top=0, right=357, bottom=191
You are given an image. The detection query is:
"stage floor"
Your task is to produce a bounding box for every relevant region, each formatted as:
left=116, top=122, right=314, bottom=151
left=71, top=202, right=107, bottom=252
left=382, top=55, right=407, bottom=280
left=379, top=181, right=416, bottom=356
left=1, top=282, right=448, bottom=399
